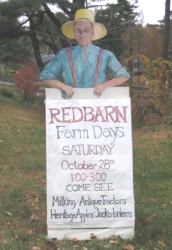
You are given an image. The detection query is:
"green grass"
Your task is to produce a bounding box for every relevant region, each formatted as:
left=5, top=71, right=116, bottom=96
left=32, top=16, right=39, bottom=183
left=0, top=86, right=172, bottom=250
left=133, top=139, right=172, bottom=249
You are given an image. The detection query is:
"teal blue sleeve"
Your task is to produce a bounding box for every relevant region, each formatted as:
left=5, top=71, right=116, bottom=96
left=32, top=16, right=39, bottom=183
left=39, top=50, right=63, bottom=81
left=108, top=52, right=130, bottom=79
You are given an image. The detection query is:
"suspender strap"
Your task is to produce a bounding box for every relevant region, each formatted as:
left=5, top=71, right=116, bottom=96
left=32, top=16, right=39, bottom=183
left=94, top=48, right=103, bottom=87
left=67, top=47, right=103, bottom=88
left=67, top=47, right=77, bottom=88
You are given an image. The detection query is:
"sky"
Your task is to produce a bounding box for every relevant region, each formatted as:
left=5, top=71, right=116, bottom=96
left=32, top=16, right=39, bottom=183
left=49, top=0, right=168, bottom=25
left=0, top=0, right=169, bottom=24
left=137, top=0, right=166, bottom=25
left=88, top=0, right=168, bottom=25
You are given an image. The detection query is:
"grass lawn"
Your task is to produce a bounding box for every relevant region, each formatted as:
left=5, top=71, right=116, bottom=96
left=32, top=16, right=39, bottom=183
left=0, top=85, right=172, bottom=250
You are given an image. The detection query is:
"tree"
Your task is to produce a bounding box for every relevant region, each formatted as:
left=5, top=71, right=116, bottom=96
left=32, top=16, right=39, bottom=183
left=0, top=0, right=138, bottom=71
left=163, top=0, right=171, bottom=59
left=145, top=25, right=163, bottom=60
left=0, top=37, right=33, bottom=69
left=93, top=0, right=138, bottom=58
left=123, top=24, right=163, bottom=61
left=0, top=0, right=87, bottom=71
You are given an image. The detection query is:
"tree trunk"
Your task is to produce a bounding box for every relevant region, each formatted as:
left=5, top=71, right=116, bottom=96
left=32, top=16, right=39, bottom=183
left=30, top=31, right=44, bottom=71
left=28, top=15, right=44, bottom=71
left=163, top=0, right=171, bottom=59
left=42, top=3, right=69, bottom=48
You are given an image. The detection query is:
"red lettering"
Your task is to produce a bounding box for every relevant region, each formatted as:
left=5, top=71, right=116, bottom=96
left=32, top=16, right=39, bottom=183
left=62, top=107, right=71, bottom=123
left=49, top=108, right=61, bottom=123
left=83, top=107, right=94, bottom=121
left=49, top=106, right=128, bottom=123
left=104, top=106, right=117, bottom=122
left=72, top=107, right=83, bottom=122
left=116, top=106, right=128, bottom=123
left=94, top=106, right=106, bottom=122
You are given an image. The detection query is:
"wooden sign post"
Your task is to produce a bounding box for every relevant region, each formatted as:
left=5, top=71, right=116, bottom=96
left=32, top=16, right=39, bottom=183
left=45, top=87, right=135, bottom=240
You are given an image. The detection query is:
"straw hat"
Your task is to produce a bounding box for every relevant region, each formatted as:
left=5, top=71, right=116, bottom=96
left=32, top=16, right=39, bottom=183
left=61, top=9, right=107, bottom=40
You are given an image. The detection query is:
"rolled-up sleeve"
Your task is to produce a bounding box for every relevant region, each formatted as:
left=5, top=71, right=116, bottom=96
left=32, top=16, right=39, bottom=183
left=39, top=50, right=63, bottom=81
left=108, top=52, right=130, bottom=79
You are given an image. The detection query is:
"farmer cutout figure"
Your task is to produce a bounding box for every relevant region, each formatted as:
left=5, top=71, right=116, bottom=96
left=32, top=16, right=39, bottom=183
left=40, top=8, right=130, bottom=98
left=41, top=8, right=134, bottom=240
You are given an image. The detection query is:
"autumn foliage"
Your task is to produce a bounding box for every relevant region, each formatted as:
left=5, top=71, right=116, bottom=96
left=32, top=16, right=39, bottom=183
left=14, top=64, right=40, bottom=102
left=146, top=58, right=172, bottom=114
left=125, top=54, right=172, bottom=121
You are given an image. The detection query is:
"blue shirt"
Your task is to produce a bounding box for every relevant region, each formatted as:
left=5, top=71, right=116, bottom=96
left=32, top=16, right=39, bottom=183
left=40, top=44, right=130, bottom=92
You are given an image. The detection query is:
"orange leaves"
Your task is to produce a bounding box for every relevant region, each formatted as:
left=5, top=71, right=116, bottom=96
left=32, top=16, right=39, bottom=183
left=158, top=240, right=166, bottom=247
left=32, top=247, right=40, bottom=250
left=109, top=239, right=119, bottom=245
left=161, top=203, right=168, bottom=209
left=27, top=228, right=33, bottom=235
left=103, top=239, right=120, bottom=248
left=72, top=238, right=78, bottom=243
left=90, top=233, right=97, bottom=240
left=145, top=58, right=172, bottom=115
left=122, top=244, right=135, bottom=250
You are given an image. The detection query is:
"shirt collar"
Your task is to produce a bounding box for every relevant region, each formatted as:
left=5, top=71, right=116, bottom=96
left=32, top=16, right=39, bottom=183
left=78, top=43, right=94, bottom=52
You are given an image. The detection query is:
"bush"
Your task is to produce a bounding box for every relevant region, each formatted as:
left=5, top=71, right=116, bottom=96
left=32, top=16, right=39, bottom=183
left=147, top=58, right=172, bottom=115
left=14, top=64, right=40, bottom=103
left=128, top=56, right=172, bottom=122
left=165, top=115, right=172, bottom=125
left=0, top=88, right=13, bottom=98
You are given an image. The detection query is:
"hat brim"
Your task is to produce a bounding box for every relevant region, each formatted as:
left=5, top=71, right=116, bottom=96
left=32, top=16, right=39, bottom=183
left=61, top=21, right=107, bottom=40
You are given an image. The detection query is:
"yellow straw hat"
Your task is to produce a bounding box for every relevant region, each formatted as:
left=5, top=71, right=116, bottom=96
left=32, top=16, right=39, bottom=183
left=61, top=9, right=107, bottom=40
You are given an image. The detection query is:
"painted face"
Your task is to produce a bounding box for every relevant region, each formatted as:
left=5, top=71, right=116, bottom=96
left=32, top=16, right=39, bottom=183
left=74, top=21, right=94, bottom=48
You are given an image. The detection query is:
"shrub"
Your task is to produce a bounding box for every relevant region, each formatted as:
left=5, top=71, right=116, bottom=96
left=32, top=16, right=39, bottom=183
left=147, top=58, right=172, bottom=115
left=0, top=88, right=13, bottom=98
left=126, top=55, right=172, bottom=120
left=0, top=89, right=13, bottom=98
left=14, top=64, right=40, bottom=103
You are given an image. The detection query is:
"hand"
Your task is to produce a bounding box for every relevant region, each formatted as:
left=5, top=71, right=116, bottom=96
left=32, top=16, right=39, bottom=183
left=94, top=84, right=106, bottom=97
left=64, top=86, right=75, bottom=98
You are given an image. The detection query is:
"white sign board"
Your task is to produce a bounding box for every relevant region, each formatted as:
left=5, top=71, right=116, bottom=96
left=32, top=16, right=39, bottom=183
left=46, top=87, right=135, bottom=240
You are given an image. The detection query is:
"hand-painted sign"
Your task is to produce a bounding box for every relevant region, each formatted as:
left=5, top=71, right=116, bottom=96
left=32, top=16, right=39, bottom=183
left=46, top=88, right=135, bottom=239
